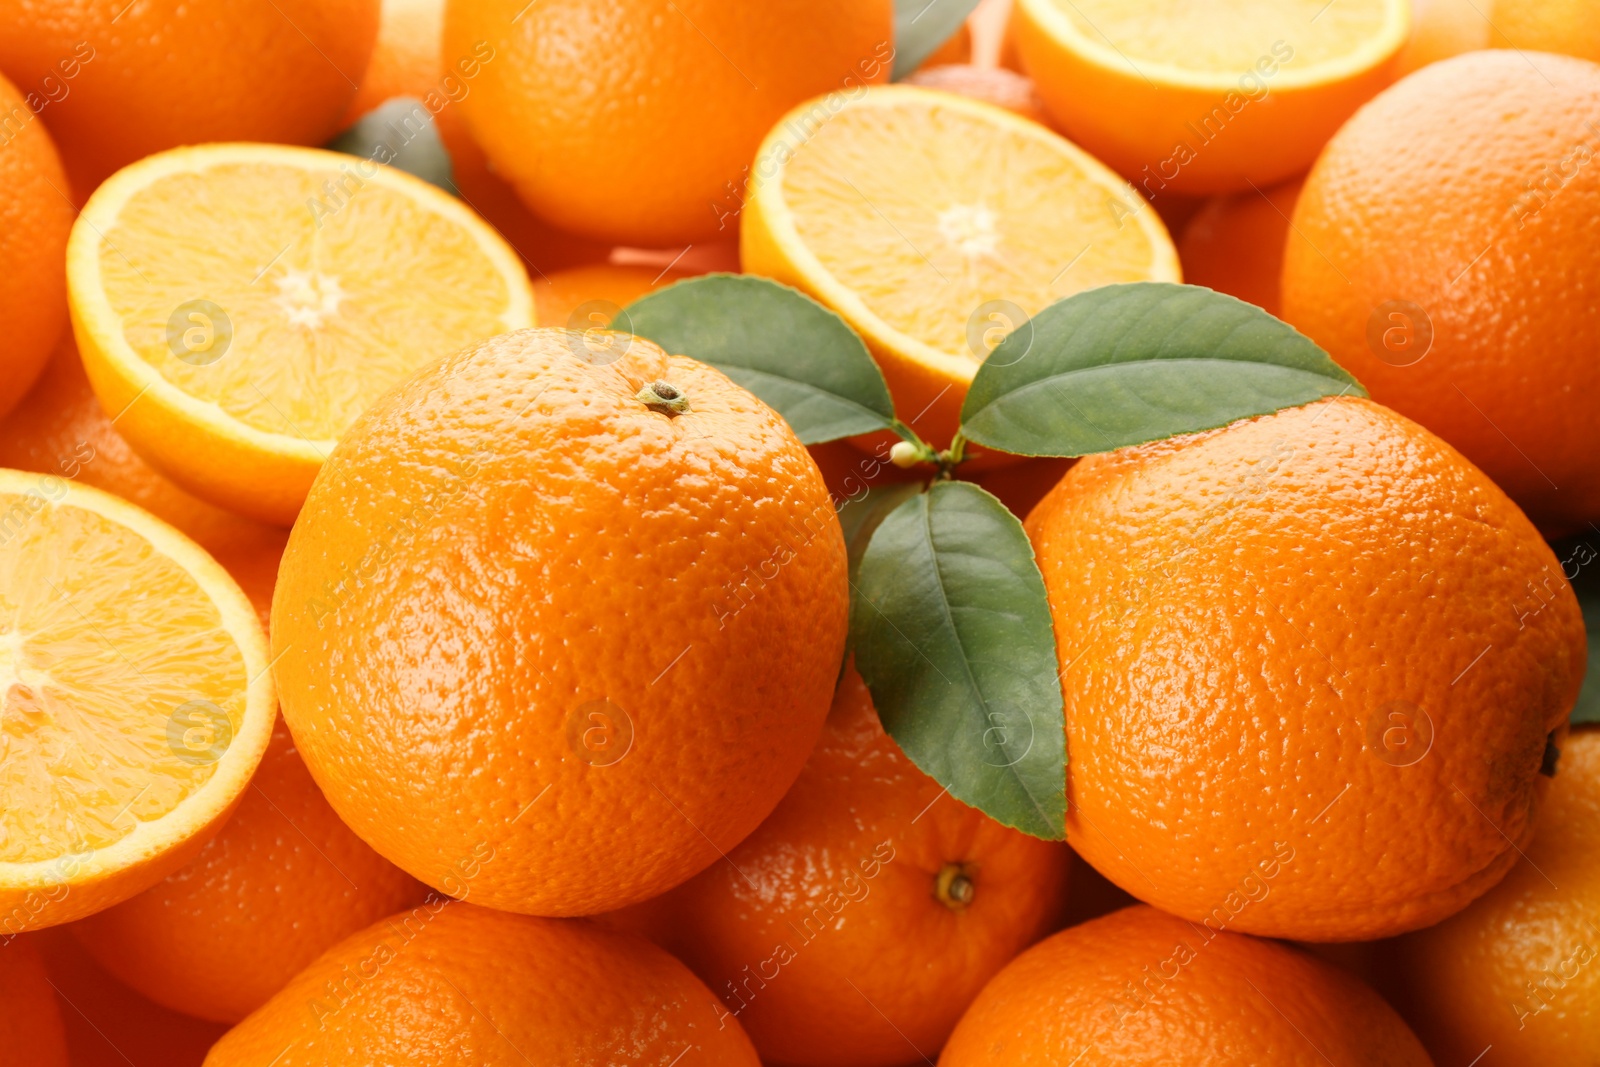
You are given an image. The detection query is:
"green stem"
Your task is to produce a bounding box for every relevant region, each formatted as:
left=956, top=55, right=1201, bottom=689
left=931, top=433, right=972, bottom=480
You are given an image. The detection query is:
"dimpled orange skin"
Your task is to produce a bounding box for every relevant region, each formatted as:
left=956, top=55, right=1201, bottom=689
left=1389, top=727, right=1600, bottom=1066
left=1026, top=397, right=1586, bottom=942
left=0, top=0, right=379, bottom=198
left=271, top=328, right=849, bottom=917
left=940, top=905, right=1433, bottom=1065
left=0, top=337, right=287, bottom=610
left=204, top=903, right=761, bottom=1066
left=72, top=719, right=427, bottom=1024
left=0, top=937, right=69, bottom=1067
left=606, top=665, right=1070, bottom=1067
left=442, top=0, right=895, bottom=246
left=1282, top=51, right=1600, bottom=535
left=0, top=70, right=72, bottom=421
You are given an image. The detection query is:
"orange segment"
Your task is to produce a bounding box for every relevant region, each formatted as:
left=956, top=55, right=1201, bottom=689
left=0, top=470, right=273, bottom=930
left=1013, top=0, right=1408, bottom=194
left=67, top=143, right=534, bottom=525
left=742, top=85, right=1178, bottom=450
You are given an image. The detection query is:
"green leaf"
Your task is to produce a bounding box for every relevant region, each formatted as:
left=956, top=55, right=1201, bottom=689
left=327, top=97, right=457, bottom=194
left=839, top=482, right=926, bottom=587
left=624, top=274, right=898, bottom=445
left=892, top=0, right=983, bottom=80
left=851, top=480, right=1065, bottom=838
left=1538, top=533, right=1597, bottom=727
left=837, top=481, right=926, bottom=661
left=959, top=282, right=1365, bottom=458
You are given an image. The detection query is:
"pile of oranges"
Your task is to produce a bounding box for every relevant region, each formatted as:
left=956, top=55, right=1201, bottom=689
left=1, top=0, right=1597, bottom=1064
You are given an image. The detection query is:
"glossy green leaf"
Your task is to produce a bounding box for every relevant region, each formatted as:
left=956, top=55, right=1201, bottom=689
left=851, top=480, right=1065, bottom=838
left=959, top=282, right=1365, bottom=458
left=892, top=0, right=983, bottom=80
left=625, top=274, right=899, bottom=445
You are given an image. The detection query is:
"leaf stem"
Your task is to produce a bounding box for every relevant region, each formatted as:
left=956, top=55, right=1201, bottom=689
left=931, top=433, right=971, bottom=479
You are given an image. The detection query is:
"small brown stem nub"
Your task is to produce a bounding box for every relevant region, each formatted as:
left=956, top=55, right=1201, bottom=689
left=637, top=380, right=690, bottom=417
left=935, top=863, right=976, bottom=910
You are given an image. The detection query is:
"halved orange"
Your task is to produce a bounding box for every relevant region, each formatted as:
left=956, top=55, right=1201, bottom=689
left=1013, top=0, right=1408, bottom=195
left=0, top=471, right=274, bottom=931
left=67, top=143, right=535, bottom=525
left=741, top=84, right=1178, bottom=451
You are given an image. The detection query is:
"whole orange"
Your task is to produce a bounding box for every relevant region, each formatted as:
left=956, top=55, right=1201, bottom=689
left=0, top=0, right=379, bottom=197
left=72, top=719, right=427, bottom=1023
left=0, top=337, right=286, bottom=604
left=1026, top=397, right=1586, bottom=941
left=941, top=905, right=1432, bottom=1065
left=204, top=903, right=761, bottom=1066
left=442, top=0, right=895, bottom=246
left=1282, top=51, right=1600, bottom=534
left=1396, top=0, right=1600, bottom=74
left=532, top=263, right=693, bottom=330
left=0, top=69, right=72, bottom=420
left=1389, top=726, right=1600, bottom=1065
left=1177, top=177, right=1304, bottom=316
left=340, top=0, right=610, bottom=274
left=0, top=938, right=68, bottom=1067
left=606, top=665, right=1070, bottom=1066
left=270, top=328, right=849, bottom=916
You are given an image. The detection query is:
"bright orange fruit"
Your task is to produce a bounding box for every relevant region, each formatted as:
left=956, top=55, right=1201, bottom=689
left=73, top=718, right=427, bottom=1023
left=606, top=665, right=1069, bottom=1066
left=742, top=84, right=1178, bottom=455
left=1011, top=0, right=1408, bottom=194
left=270, top=329, right=849, bottom=916
left=942, top=905, right=1433, bottom=1065
left=0, top=0, right=380, bottom=197
left=203, top=903, right=761, bottom=1065
left=67, top=142, right=534, bottom=525
left=1397, top=0, right=1600, bottom=73
left=0, top=473, right=277, bottom=932
left=532, top=263, right=693, bottom=331
left=0, top=70, right=73, bottom=421
left=443, top=0, right=896, bottom=246
left=1027, top=397, right=1586, bottom=941
left=1282, top=51, right=1600, bottom=534
left=1389, top=726, right=1600, bottom=1065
